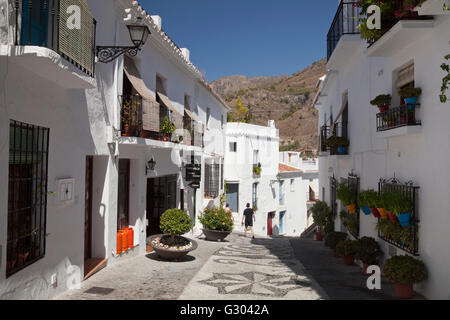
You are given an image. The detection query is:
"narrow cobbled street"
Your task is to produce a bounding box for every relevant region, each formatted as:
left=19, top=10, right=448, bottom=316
left=55, top=233, right=422, bottom=300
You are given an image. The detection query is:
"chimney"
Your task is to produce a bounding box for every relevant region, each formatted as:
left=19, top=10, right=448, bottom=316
left=268, top=120, right=275, bottom=128
left=151, top=15, right=162, bottom=30
left=181, top=48, right=190, bottom=61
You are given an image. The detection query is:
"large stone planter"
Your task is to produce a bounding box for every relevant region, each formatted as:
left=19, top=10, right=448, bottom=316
left=147, top=234, right=198, bottom=261
left=203, top=229, right=231, bottom=242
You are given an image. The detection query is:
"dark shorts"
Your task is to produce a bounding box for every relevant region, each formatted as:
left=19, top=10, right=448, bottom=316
left=245, top=219, right=253, bottom=228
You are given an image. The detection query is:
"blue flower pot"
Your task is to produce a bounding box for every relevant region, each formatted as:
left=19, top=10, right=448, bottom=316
left=361, top=206, right=371, bottom=215
left=397, top=212, right=411, bottom=227
left=404, top=97, right=417, bottom=110
left=338, top=146, right=348, bottom=155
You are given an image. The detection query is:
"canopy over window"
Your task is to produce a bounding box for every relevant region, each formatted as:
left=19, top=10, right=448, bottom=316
left=157, top=92, right=183, bottom=129
left=124, top=56, right=160, bottom=132
left=396, top=64, right=414, bottom=88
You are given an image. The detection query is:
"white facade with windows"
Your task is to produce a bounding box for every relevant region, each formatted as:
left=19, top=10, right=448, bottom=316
left=0, top=0, right=227, bottom=299
left=314, top=0, right=450, bottom=300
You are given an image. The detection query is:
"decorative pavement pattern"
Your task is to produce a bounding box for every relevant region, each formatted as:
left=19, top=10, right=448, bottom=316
left=178, top=235, right=328, bottom=300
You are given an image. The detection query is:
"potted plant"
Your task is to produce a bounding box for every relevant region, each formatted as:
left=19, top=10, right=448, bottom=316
left=199, top=207, right=233, bottom=242
left=121, top=99, right=139, bottom=137
left=147, top=209, right=197, bottom=261
left=252, top=205, right=258, bottom=212
left=383, top=190, right=400, bottom=223
left=253, top=165, right=261, bottom=176
left=161, top=116, right=176, bottom=141
left=398, top=87, right=422, bottom=110
left=365, top=190, right=381, bottom=218
left=392, top=192, right=413, bottom=227
left=383, top=255, right=427, bottom=299
left=370, top=94, right=392, bottom=113
left=336, top=183, right=356, bottom=214
left=324, top=231, right=348, bottom=258
left=357, top=190, right=372, bottom=215
left=336, top=239, right=359, bottom=266
left=326, top=136, right=350, bottom=155
left=375, top=192, right=388, bottom=219
left=311, top=201, right=332, bottom=241
left=355, top=237, right=383, bottom=275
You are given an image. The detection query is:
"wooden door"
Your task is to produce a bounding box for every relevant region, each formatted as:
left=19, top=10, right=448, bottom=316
left=267, top=213, right=273, bottom=236
left=117, top=159, right=130, bottom=230
left=84, top=156, right=93, bottom=261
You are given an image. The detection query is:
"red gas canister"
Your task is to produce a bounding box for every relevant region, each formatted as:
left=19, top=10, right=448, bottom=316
left=122, top=229, right=129, bottom=253
left=117, top=231, right=123, bottom=255
left=126, top=227, right=134, bottom=249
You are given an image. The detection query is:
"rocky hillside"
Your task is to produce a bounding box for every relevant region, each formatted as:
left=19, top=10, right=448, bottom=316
left=211, top=59, right=326, bottom=151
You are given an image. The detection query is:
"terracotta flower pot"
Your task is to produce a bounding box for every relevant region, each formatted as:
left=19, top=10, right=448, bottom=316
left=378, top=105, right=389, bottom=112
left=343, top=255, right=354, bottom=266
left=346, top=204, right=356, bottom=214
left=394, top=282, right=414, bottom=299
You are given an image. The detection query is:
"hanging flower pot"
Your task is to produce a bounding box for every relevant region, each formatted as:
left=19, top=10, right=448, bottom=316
left=346, top=204, right=356, bottom=214
left=370, top=95, right=392, bottom=113
left=360, top=206, right=372, bottom=215
left=377, top=208, right=388, bottom=219
left=387, top=211, right=399, bottom=223
left=397, top=212, right=411, bottom=227
left=399, top=87, right=421, bottom=110
left=338, top=146, right=348, bottom=155
left=370, top=207, right=380, bottom=218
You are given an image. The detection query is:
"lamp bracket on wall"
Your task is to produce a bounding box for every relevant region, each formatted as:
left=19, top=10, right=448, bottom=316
left=96, top=46, right=140, bottom=63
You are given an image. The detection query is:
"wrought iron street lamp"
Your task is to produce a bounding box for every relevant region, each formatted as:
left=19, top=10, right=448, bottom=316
left=146, top=158, right=156, bottom=175
left=96, top=18, right=151, bottom=63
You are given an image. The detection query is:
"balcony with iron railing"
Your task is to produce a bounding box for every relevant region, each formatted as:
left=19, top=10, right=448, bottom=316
left=376, top=104, right=421, bottom=136
left=320, top=122, right=349, bottom=156
left=119, top=94, right=204, bottom=148
left=8, top=0, right=96, bottom=87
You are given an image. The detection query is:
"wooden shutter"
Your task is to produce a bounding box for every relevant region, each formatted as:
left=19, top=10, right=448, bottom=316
left=59, top=0, right=94, bottom=74
left=396, top=64, right=414, bottom=88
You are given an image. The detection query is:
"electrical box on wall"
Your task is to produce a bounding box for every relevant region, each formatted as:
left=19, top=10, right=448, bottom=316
left=57, top=178, right=75, bottom=204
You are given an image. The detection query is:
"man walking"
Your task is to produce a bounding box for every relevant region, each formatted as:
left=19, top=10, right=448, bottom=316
left=241, top=203, right=256, bottom=239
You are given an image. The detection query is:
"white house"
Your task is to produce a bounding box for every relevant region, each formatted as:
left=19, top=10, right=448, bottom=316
left=0, top=0, right=228, bottom=299
left=313, top=0, right=450, bottom=300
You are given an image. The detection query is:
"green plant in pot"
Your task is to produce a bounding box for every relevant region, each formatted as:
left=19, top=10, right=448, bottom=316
left=311, top=201, right=332, bottom=241
left=383, top=255, right=427, bottom=299
left=326, top=136, right=349, bottom=155
left=374, top=192, right=389, bottom=219
left=324, top=231, right=348, bottom=257
left=336, top=239, right=359, bottom=266
left=337, top=183, right=356, bottom=214
left=382, top=190, right=400, bottom=223
left=161, top=116, right=176, bottom=141
left=355, top=237, right=383, bottom=275
left=370, top=94, right=392, bottom=113
left=364, top=190, right=381, bottom=218
left=199, top=207, right=233, bottom=241
left=398, top=87, right=422, bottom=110
left=391, top=192, right=413, bottom=227
left=357, top=190, right=372, bottom=215
left=253, top=165, right=261, bottom=176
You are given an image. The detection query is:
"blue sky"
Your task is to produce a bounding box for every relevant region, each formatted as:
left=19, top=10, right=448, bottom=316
left=140, top=0, right=338, bottom=82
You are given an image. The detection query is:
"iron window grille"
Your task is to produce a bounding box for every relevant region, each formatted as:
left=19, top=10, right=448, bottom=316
left=378, top=177, right=420, bottom=256
left=7, top=120, right=49, bottom=277
left=119, top=94, right=143, bottom=138
left=346, top=173, right=360, bottom=239
left=252, top=183, right=258, bottom=208
left=204, top=163, right=220, bottom=198
left=376, top=104, right=421, bottom=132
left=14, top=0, right=97, bottom=77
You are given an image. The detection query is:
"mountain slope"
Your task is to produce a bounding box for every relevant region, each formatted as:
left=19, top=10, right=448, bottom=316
left=210, top=59, right=326, bottom=151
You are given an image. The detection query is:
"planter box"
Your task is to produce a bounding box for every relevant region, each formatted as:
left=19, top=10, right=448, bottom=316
left=147, top=234, right=198, bottom=261
left=203, top=229, right=231, bottom=242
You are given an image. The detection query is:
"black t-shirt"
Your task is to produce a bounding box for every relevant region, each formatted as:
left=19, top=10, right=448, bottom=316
left=243, top=208, right=254, bottom=221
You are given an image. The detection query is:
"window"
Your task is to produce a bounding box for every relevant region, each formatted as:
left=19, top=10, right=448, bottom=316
left=117, top=159, right=130, bottom=230
left=279, top=180, right=285, bottom=205
left=253, top=150, right=259, bottom=166
left=7, top=120, right=49, bottom=277
left=221, top=114, right=224, bottom=128
left=205, top=163, right=220, bottom=198
left=229, top=142, right=237, bottom=152
left=156, top=74, right=167, bottom=95
left=290, top=179, right=295, bottom=192
left=252, top=183, right=258, bottom=208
